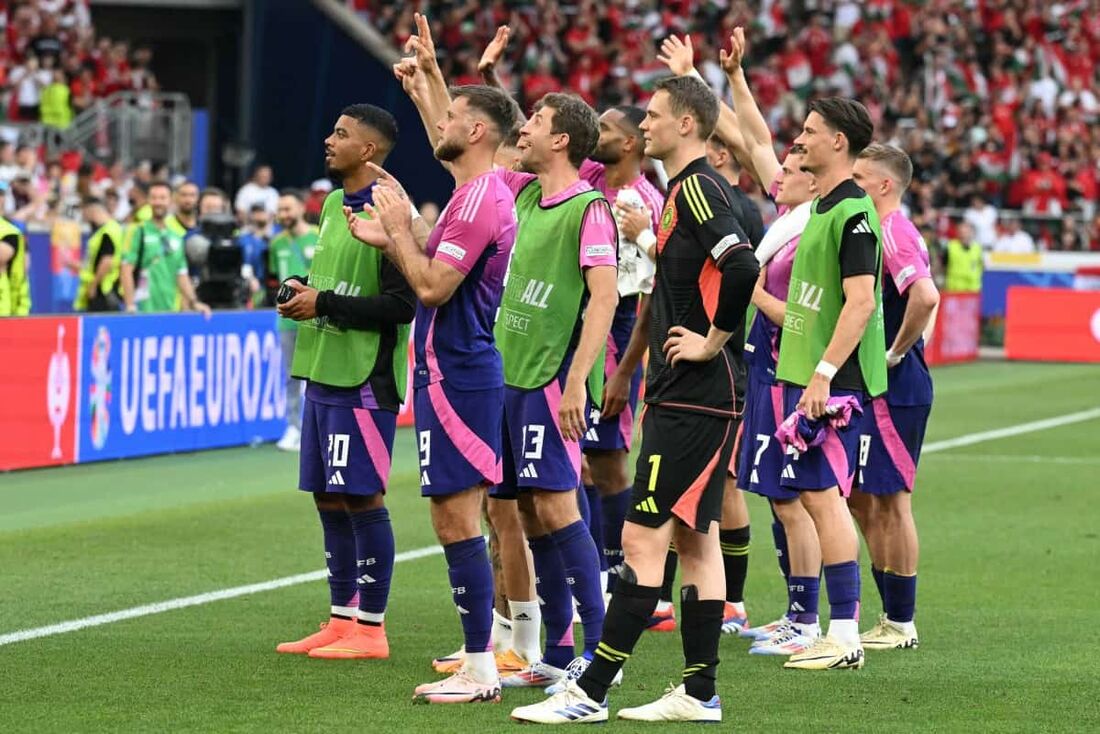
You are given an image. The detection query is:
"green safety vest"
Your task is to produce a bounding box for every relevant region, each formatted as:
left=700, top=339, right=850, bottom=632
left=270, top=226, right=318, bottom=332
left=291, top=191, right=409, bottom=395
left=74, top=220, right=123, bottom=311
left=0, top=217, right=29, bottom=316
left=944, top=239, right=982, bottom=293
left=494, top=183, right=608, bottom=399
left=776, top=192, right=887, bottom=397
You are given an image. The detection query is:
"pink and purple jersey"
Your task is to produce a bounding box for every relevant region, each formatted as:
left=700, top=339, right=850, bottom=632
left=414, top=170, right=517, bottom=391
left=880, top=210, right=933, bottom=407
left=580, top=160, right=665, bottom=231
left=745, top=236, right=799, bottom=384
left=496, top=169, right=619, bottom=272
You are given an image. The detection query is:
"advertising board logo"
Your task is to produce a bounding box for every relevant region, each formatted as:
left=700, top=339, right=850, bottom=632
left=46, top=324, right=71, bottom=459
left=89, top=325, right=112, bottom=449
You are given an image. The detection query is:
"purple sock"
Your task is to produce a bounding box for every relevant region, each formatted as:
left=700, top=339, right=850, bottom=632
left=872, top=566, right=886, bottom=611
left=787, top=575, right=820, bottom=625
left=529, top=534, right=574, bottom=668
left=576, top=482, right=591, bottom=526
left=444, top=537, right=494, bottom=652
left=823, top=561, right=861, bottom=621
left=884, top=571, right=916, bottom=623
left=550, top=519, right=605, bottom=657
left=349, top=507, right=394, bottom=624
left=583, top=485, right=607, bottom=572
left=318, top=510, right=358, bottom=614
left=602, top=489, right=630, bottom=591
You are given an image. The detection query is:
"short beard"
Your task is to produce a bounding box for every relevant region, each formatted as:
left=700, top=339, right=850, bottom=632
left=434, top=139, right=465, bottom=163
left=589, top=146, right=622, bottom=165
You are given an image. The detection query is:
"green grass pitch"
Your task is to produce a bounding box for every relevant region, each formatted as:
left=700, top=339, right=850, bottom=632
left=2, top=361, right=1099, bottom=732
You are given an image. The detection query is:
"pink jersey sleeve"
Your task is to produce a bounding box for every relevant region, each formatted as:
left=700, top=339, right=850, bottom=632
left=637, top=179, right=666, bottom=230
left=578, top=199, right=619, bottom=269
left=433, top=177, right=503, bottom=275
left=494, top=168, right=538, bottom=198
left=579, top=159, right=606, bottom=189
left=883, top=214, right=932, bottom=294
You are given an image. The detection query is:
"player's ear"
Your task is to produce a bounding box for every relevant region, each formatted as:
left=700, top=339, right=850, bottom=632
left=551, top=131, right=570, bottom=154
left=469, top=120, right=486, bottom=145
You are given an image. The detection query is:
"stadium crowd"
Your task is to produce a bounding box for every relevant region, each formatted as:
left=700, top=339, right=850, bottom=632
left=0, top=1, right=157, bottom=130
left=358, top=0, right=1100, bottom=251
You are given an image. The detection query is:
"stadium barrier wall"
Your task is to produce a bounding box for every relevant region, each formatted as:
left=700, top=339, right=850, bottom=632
left=0, top=310, right=417, bottom=471
left=1004, top=287, right=1100, bottom=363
left=925, top=292, right=981, bottom=366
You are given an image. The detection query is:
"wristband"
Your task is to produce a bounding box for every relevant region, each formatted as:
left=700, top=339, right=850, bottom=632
left=636, top=229, right=657, bottom=253
left=687, top=68, right=704, bottom=81
left=885, top=349, right=905, bottom=368
left=814, top=360, right=838, bottom=380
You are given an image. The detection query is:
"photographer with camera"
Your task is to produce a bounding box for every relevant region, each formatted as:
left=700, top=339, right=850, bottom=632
left=268, top=190, right=318, bottom=452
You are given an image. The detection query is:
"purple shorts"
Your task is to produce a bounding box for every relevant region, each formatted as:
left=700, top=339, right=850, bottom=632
left=414, top=382, right=503, bottom=496
left=299, top=393, right=396, bottom=495
left=856, top=398, right=930, bottom=495
left=490, top=371, right=583, bottom=499
left=737, top=376, right=798, bottom=501
left=583, top=295, right=642, bottom=454
left=777, top=385, right=866, bottom=497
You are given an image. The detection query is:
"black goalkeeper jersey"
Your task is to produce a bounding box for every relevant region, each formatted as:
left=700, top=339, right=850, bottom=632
left=645, top=158, right=758, bottom=417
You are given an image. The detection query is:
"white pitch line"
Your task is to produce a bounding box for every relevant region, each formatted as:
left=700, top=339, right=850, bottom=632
left=922, top=407, right=1100, bottom=454
left=4, top=406, right=1100, bottom=647
left=0, top=544, right=443, bottom=647
left=926, top=453, right=1100, bottom=465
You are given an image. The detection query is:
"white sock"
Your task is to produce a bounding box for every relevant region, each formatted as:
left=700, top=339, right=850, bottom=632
left=492, top=609, right=513, bottom=651
left=828, top=618, right=860, bottom=646
left=655, top=599, right=673, bottom=613
left=888, top=618, right=918, bottom=635
left=357, top=610, right=384, bottom=624
left=464, top=651, right=498, bottom=684
left=331, top=605, right=356, bottom=618
left=509, top=600, right=541, bottom=662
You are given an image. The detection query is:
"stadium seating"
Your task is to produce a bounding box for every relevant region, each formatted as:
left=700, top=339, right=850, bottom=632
left=355, top=0, right=1100, bottom=251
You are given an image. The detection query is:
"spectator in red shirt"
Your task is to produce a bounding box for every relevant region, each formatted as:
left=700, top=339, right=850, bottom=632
left=1020, top=153, right=1069, bottom=215
left=522, top=56, right=562, bottom=107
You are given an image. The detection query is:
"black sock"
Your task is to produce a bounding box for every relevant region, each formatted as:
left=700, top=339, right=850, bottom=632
left=660, top=545, right=678, bottom=602
left=719, top=526, right=750, bottom=604
left=679, top=586, right=723, bottom=702
left=577, top=572, right=660, bottom=703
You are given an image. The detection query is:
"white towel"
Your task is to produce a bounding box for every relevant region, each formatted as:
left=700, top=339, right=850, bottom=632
left=756, top=200, right=812, bottom=266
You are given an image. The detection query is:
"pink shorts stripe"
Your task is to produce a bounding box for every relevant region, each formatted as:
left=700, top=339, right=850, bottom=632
left=427, top=381, right=503, bottom=484
left=353, top=408, right=392, bottom=485
left=872, top=398, right=917, bottom=490
left=820, top=431, right=854, bottom=497
left=543, top=378, right=582, bottom=479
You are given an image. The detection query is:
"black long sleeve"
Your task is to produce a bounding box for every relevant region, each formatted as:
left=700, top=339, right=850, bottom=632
left=314, top=257, right=416, bottom=331
left=713, top=246, right=759, bottom=333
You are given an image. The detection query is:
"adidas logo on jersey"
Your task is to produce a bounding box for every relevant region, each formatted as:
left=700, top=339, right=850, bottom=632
left=634, top=496, right=658, bottom=514
left=519, top=463, right=539, bottom=479
left=328, top=470, right=346, bottom=486
left=750, top=468, right=759, bottom=484
left=849, top=216, right=873, bottom=236
left=584, top=427, right=599, bottom=442
left=781, top=465, right=796, bottom=480
left=421, top=470, right=430, bottom=486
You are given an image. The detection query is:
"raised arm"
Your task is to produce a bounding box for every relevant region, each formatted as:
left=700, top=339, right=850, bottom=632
left=657, top=35, right=750, bottom=174
left=394, top=12, right=453, bottom=149
left=478, top=25, right=510, bottom=91
left=720, top=28, right=780, bottom=188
